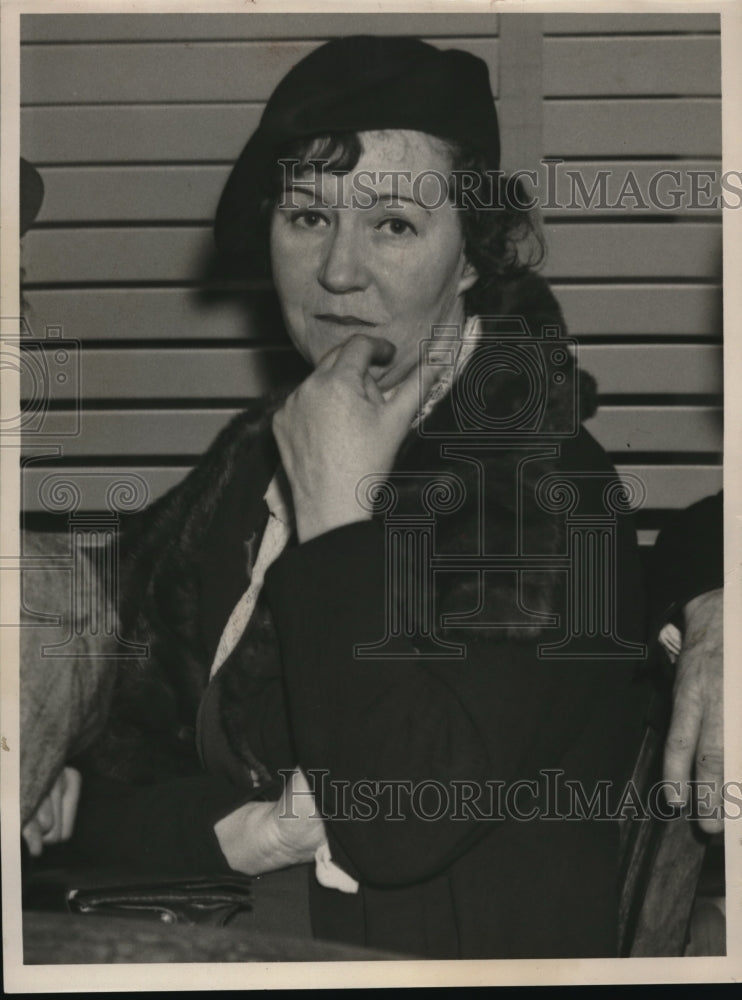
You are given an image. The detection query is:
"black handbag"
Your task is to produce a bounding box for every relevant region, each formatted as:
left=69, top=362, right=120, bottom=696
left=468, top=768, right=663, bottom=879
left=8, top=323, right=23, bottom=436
left=22, top=868, right=253, bottom=927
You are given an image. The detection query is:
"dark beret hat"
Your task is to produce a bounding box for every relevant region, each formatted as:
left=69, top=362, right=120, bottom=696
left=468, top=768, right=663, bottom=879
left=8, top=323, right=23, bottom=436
left=214, top=35, right=500, bottom=259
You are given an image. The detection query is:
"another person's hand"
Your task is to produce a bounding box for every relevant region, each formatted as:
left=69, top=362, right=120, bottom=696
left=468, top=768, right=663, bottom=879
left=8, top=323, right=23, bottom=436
left=22, top=767, right=82, bottom=857
left=215, top=767, right=326, bottom=875
left=273, top=333, right=440, bottom=543
left=663, top=588, right=723, bottom=833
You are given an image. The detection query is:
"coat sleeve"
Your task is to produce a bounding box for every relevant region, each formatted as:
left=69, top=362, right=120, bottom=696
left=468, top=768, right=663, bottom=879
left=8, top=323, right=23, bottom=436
left=264, top=519, right=634, bottom=888
left=647, top=490, right=723, bottom=638
left=48, top=773, right=252, bottom=875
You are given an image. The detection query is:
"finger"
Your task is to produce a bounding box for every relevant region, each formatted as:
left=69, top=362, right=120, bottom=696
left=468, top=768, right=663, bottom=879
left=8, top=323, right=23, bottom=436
left=659, top=623, right=682, bottom=658
left=363, top=370, right=384, bottom=404
left=315, top=342, right=345, bottom=373
left=271, top=406, right=285, bottom=439
left=22, top=820, right=44, bottom=858
left=42, top=776, right=65, bottom=843
left=60, top=767, right=82, bottom=841
left=36, top=796, right=54, bottom=835
left=663, top=691, right=704, bottom=805
left=314, top=337, right=392, bottom=381
left=332, top=334, right=395, bottom=379
left=667, top=629, right=683, bottom=651
left=694, top=733, right=724, bottom=834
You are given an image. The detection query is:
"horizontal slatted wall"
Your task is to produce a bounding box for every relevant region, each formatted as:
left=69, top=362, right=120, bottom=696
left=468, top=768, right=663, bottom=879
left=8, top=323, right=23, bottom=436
left=542, top=12, right=723, bottom=545
left=20, top=12, right=501, bottom=523
left=20, top=12, right=722, bottom=547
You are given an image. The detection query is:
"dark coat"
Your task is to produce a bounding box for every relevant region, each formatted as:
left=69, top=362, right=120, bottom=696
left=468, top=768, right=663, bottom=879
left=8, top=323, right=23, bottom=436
left=69, top=273, right=651, bottom=958
left=647, top=490, right=723, bottom=641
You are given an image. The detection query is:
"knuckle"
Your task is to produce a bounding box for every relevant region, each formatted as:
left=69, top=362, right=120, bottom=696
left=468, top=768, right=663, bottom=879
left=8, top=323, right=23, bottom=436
left=666, top=729, right=692, bottom=752
left=697, top=747, right=724, bottom=771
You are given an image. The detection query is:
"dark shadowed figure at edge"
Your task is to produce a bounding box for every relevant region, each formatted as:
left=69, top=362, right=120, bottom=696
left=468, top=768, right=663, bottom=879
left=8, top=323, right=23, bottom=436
left=24, top=36, right=651, bottom=959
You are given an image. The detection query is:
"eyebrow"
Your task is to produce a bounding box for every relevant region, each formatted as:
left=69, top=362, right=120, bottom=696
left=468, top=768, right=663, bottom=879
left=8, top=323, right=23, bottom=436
left=282, top=182, right=432, bottom=214
left=391, top=195, right=432, bottom=214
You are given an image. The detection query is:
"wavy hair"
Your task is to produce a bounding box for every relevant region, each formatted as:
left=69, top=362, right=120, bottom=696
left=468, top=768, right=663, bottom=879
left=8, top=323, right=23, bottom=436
left=254, top=130, right=545, bottom=308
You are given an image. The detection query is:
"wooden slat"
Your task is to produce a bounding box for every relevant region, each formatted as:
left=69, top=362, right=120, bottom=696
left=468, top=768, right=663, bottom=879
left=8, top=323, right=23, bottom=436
left=21, top=38, right=500, bottom=105
left=618, top=465, right=722, bottom=510
left=20, top=13, right=501, bottom=43
left=20, top=463, right=723, bottom=513
left=542, top=14, right=719, bottom=34
left=17, top=346, right=300, bottom=400
left=586, top=407, right=722, bottom=453
left=544, top=223, right=722, bottom=281
left=31, top=159, right=727, bottom=226
left=20, top=12, right=720, bottom=44
left=17, top=344, right=722, bottom=402
left=21, top=287, right=276, bottom=342
left=22, top=105, right=262, bottom=164
left=22, top=466, right=181, bottom=514
left=23, top=284, right=723, bottom=342
left=496, top=14, right=543, bottom=176
left=27, top=100, right=719, bottom=166
left=22, top=40, right=320, bottom=105
left=543, top=100, right=720, bottom=157
left=30, top=165, right=229, bottom=224
left=22, top=405, right=722, bottom=459
left=579, top=344, right=722, bottom=395
left=23, top=222, right=723, bottom=285
left=23, top=228, right=211, bottom=283
left=543, top=37, right=719, bottom=97
left=638, top=530, right=659, bottom=547
left=23, top=107, right=719, bottom=174
left=552, top=284, right=722, bottom=337
left=23, top=409, right=240, bottom=457
left=539, top=161, right=723, bottom=218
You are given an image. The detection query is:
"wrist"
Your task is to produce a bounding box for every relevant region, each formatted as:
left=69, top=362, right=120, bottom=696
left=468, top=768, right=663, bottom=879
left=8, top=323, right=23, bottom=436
left=270, top=793, right=326, bottom=858
left=214, top=799, right=293, bottom=876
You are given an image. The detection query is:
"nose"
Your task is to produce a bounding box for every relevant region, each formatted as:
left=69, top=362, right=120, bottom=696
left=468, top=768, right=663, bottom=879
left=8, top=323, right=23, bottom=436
left=317, top=218, right=368, bottom=293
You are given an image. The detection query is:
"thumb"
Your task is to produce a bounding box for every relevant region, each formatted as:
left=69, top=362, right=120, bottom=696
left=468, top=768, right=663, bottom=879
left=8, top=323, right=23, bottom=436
left=60, top=767, right=82, bottom=841
left=22, top=819, right=44, bottom=857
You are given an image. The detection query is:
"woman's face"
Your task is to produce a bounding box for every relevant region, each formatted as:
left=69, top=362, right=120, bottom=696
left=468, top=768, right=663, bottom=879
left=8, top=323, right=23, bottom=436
left=270, top=129, right=478, bottom=390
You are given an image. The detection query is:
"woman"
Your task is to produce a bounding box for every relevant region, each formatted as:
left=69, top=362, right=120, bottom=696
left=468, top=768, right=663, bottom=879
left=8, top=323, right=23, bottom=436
left=32, top=36, right=650, bottom=958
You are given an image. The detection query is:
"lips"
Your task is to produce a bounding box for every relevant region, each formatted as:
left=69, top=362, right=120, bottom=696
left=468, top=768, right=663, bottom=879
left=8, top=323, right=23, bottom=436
left=314, top=313, right=377, bottom=327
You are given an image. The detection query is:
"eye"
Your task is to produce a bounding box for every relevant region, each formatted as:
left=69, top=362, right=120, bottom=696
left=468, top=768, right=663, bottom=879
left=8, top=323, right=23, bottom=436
left=377, top=217, right=417, bottom=237
left=290, top=210, right=330, bottom=229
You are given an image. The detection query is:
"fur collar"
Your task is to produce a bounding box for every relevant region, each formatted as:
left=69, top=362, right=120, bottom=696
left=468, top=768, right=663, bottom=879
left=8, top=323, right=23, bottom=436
left=80, top=271, right=598, bottom=785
